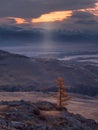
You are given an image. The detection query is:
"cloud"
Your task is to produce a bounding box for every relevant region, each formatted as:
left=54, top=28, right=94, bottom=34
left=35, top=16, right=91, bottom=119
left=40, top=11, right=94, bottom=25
left=0, top=0, right=98, bottom=44
left=0, top=0, right=96, bottom=18
left=51, top=29, right=98, bottom=43
left=32, top=11, right=72, bottom=23
left=0, top=26, right=45, bottom=42
left=71, top=11, right=98, bottom=25
left=10, top=18, right=26, bottom=24
left=0, top=25, right=98, bottom=44
left=0, top=0, right=97, bottom=29
left=0, top=17, right=16, bottom=25
left=76, top=19, right=98, bottom=25
left=57, top=10, right=98, bottom=33
left=72, top=11, right=94, bottom=19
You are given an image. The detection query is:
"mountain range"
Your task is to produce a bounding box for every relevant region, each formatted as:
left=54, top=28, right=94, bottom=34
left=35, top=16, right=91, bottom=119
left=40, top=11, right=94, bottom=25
left=0, top=26, right=98, bottom=43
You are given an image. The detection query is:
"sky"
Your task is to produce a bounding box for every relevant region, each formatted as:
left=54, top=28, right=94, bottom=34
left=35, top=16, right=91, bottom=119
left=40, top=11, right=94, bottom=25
left=0, top=0, right=98, bottom=45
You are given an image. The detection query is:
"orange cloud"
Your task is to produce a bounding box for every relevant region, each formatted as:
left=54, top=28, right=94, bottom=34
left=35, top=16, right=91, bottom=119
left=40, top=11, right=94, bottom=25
left=79, top=2, right=98, bottom=16
left=13, top=17, right=26, bottom=24
left=9, top=17, right=26, bottom=24
left=93, top=2, right=98, bottom=16
left=31, top=11, right=72, bottom=23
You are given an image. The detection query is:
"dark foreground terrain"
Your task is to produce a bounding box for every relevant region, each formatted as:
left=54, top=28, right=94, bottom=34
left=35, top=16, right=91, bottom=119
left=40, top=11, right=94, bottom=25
left=0, top=100, right=98, bottom=130
left=0, top=50, right=98, bottom=96
left=0, top=92, right=98, bottom=123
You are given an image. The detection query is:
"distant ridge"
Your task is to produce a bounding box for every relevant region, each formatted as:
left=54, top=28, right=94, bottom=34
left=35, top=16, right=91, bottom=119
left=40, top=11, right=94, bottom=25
left=0, top=50, right=98, bottom=96
left=0, top=49, right=28, bottom=58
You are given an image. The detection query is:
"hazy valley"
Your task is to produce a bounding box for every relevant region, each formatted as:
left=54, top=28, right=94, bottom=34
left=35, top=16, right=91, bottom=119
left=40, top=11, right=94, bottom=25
left=0, top=50, right=98, bottom=96
left=0, top=49, right=98, bottom=129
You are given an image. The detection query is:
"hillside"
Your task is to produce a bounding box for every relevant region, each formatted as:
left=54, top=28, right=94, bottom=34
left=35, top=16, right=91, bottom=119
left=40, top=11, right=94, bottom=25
left=0, top=91, right=98, bottom=122
left=0, top=100, right=98, bottom=130
left=0, top=50, right=98, bottom=96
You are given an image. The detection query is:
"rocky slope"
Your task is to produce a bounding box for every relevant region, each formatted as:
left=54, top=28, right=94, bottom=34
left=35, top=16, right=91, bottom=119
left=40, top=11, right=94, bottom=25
left=0, top=100, right=98, bottom=130
left=0, top=91, right=98, bottom=122
left=0, top=50, right=98, bottom=96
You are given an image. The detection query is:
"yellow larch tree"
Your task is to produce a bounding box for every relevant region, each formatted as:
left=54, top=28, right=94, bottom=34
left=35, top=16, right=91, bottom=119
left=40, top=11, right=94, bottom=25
left=56, top=77, right=71, bottom=108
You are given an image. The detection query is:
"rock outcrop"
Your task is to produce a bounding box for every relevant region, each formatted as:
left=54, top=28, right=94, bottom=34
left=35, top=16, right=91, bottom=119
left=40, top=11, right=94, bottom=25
left=0, top=100, right=98, bottom=130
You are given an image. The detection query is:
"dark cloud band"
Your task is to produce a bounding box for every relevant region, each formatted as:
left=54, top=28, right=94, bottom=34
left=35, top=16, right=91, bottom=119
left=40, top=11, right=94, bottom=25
left=0, top=0, right=97, bottom=18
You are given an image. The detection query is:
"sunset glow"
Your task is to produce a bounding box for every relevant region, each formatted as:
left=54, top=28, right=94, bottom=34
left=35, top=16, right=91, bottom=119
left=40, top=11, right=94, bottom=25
left=32, top=11, right=72, bottom=23
left=13, top=17, right=26, bottom=24
left=79, top=2, right=98, bottom=16
left=93, top=2, right=98, bottom=16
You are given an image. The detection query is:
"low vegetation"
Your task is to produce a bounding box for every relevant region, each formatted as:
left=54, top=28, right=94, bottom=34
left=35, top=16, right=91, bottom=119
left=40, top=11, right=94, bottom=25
left=0, top=100, right=98, bottom=130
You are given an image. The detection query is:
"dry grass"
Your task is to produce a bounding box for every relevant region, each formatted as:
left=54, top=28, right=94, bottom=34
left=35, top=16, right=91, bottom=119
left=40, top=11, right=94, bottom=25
left=0, top=92, right=98, bottom=122
left=0, top=105, right=9, bottom=117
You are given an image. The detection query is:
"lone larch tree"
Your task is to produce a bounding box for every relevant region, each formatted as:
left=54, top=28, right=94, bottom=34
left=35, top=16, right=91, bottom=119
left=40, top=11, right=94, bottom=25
left=56, top=77, right=71, bottom=108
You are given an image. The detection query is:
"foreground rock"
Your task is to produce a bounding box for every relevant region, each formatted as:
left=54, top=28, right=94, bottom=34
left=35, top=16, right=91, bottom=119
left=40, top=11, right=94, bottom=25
left=0, top=100, right=98, bottom=130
